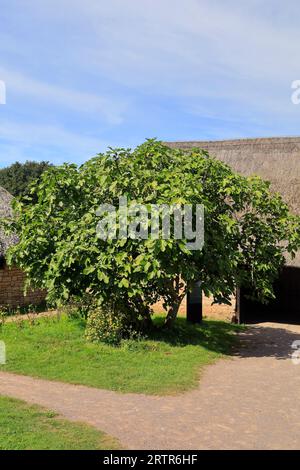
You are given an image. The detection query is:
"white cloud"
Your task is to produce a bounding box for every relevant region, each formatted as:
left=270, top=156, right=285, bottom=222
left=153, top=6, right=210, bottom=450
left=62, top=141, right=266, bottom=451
left=0, top=67, right=127, bottom=125
left=55, top=0, right=300, bottom=84
left=3, top=1, right=300, bottom=112
left=0, top=119, right=110, bottom=165
left=1, top=0, right=300, bottom=159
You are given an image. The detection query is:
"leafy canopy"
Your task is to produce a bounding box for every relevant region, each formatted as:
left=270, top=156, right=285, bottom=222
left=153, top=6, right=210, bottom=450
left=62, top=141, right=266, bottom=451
left=6, top=140, right=300, bottom=324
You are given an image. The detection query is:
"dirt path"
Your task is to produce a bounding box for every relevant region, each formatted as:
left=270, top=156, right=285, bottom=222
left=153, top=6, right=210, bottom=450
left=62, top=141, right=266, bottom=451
left=1, top=322, right=300, bottom=449
left=4, top=310, right=58, bottom=324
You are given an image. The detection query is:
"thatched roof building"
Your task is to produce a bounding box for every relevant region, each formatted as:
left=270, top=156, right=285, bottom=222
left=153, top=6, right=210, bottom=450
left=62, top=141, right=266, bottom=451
left=0, top=186, right=18, bottom=258
left=167, top=137, right=300, bottom=267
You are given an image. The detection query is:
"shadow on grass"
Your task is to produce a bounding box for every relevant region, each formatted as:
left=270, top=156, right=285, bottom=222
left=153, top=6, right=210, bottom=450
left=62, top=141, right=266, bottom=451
left=2, top=313, right=243, bottom=359
left=148, top=317, right=244, bottom=355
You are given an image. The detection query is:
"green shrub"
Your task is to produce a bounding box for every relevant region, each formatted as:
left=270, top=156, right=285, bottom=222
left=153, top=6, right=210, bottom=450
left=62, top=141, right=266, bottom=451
left=85, top=304, right=141, bottom=346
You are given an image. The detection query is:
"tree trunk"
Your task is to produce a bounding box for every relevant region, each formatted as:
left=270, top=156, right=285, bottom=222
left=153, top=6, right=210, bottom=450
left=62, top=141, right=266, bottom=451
left=164, top=302, right=181, bottom=328
left=136, top=299, right=154, bottom=331
left=164, top=275, right=185, bottom=328
left=141, top=309, right=154, bottom=330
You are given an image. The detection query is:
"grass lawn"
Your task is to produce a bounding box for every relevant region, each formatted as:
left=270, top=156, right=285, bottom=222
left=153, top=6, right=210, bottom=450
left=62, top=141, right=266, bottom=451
left=0, top=315, right=243, bottom=395
left=0, top=395, right=119, bottom=450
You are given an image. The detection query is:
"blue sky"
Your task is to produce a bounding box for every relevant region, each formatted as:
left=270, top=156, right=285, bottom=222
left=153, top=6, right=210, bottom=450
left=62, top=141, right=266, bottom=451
left=0, top=0, right=300, bottom=167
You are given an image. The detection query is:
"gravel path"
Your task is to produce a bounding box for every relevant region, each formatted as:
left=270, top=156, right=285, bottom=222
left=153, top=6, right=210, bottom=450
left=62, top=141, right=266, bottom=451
left=1, top=322, right=300, bottom=449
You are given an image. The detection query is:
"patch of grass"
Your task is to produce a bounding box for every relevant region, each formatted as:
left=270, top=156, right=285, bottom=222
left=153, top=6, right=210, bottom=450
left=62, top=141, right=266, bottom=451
left=0, top=395, right=120, bottom=450
left=0, top=315, right=244, bottom=395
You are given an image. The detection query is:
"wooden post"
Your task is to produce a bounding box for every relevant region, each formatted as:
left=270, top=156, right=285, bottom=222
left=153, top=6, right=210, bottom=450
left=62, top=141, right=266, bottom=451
left=187, top=281, right=202, bottom=323
left=235, top=287, right=242, bottom=324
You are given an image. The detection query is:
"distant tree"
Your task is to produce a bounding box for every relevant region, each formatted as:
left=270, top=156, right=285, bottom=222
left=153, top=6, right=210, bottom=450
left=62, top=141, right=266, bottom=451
left=0, top=161, right=52, bottom=200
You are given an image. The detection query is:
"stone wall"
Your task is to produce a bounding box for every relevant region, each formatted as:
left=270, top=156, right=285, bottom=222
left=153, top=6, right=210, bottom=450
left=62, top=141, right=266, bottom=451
left=0, top=264, right=46, bottom=308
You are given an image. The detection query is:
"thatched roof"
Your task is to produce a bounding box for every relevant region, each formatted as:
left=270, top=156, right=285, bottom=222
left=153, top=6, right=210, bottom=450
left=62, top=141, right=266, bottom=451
left=167, top=137, right=300, bottom=267
left=0, top=186, right=18, bottom=256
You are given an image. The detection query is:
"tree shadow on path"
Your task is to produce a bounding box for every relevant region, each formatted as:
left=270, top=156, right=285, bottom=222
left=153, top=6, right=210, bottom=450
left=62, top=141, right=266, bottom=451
left=234, top=324, right=300, bottom=360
